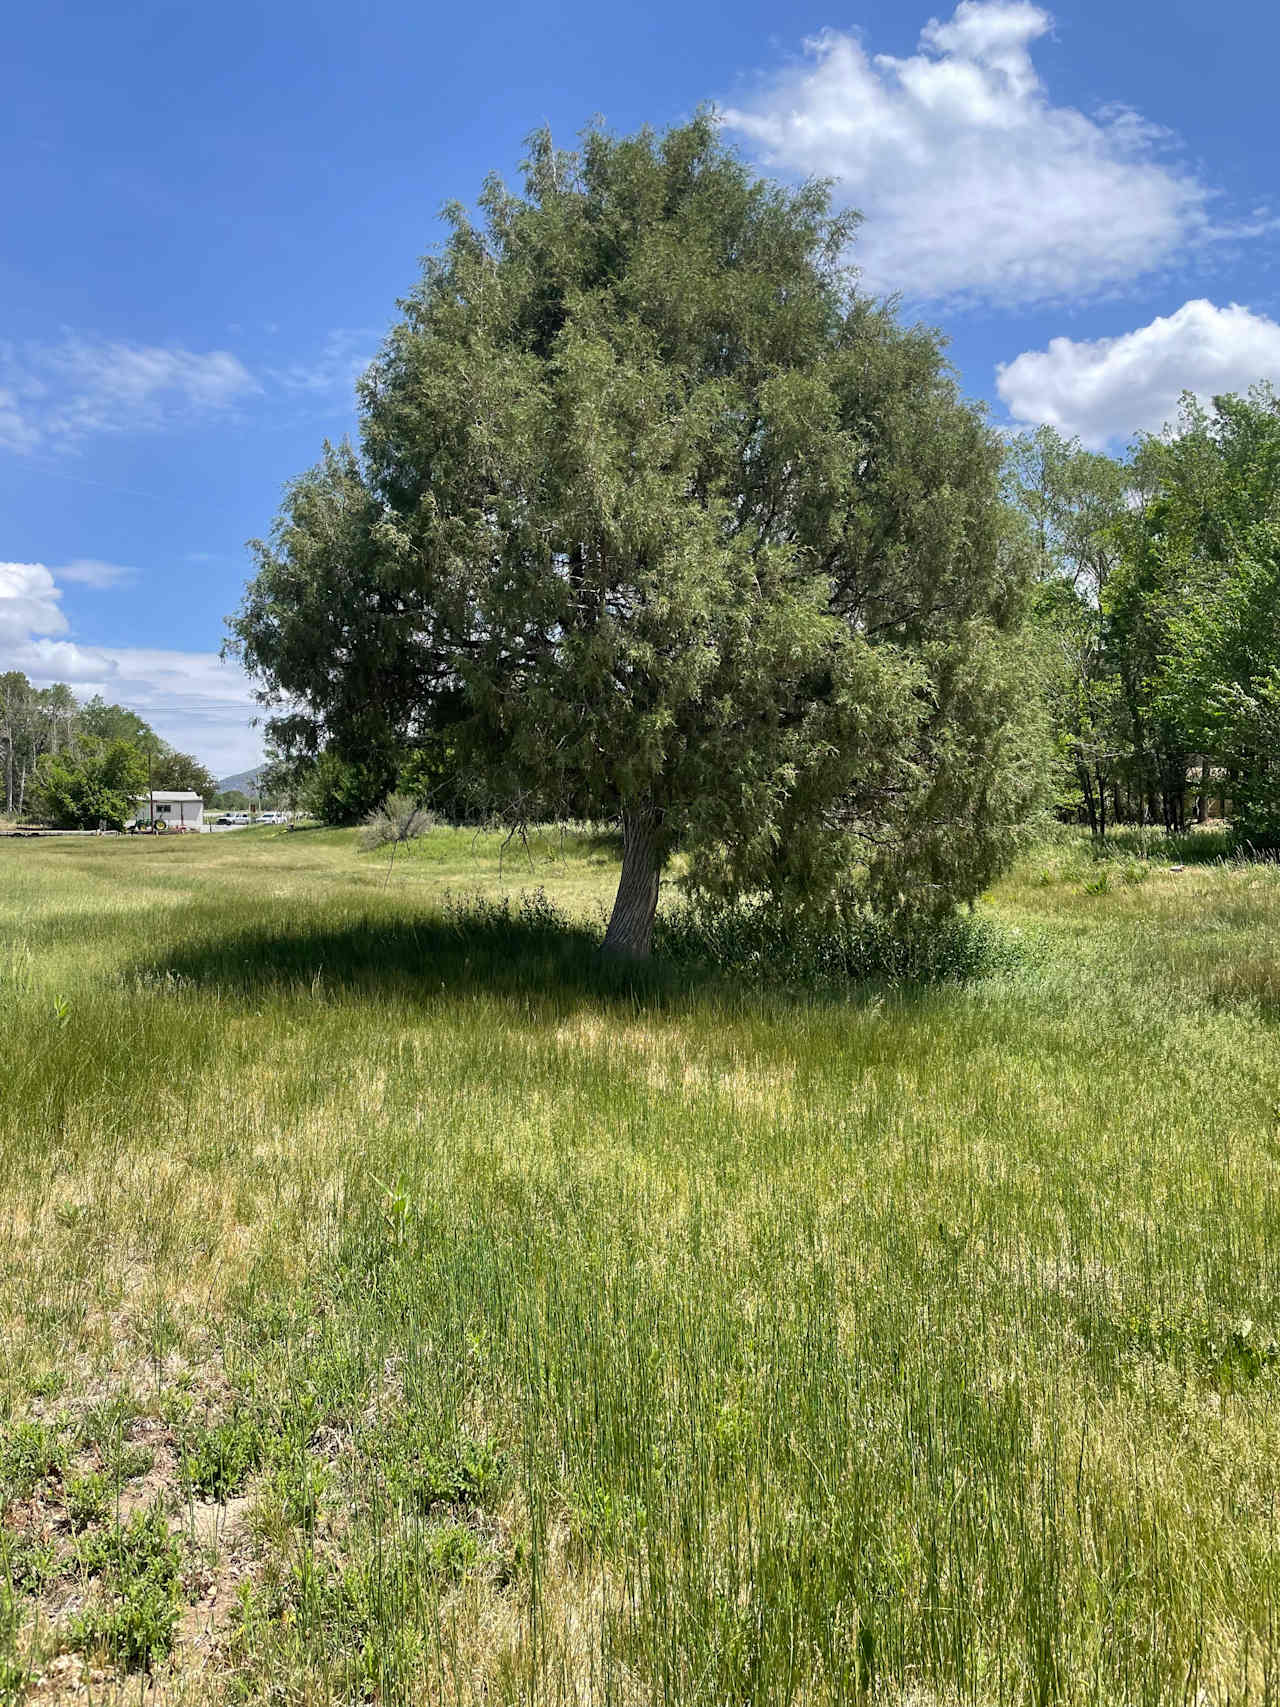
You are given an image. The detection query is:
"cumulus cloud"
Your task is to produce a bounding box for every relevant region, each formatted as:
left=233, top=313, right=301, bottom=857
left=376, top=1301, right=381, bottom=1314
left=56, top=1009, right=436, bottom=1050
left=721, top=1, right=1221, bottom=306
left=0, top=336, right=259, bottom=452
left=0, top=561, right=68, bottom=645
left=0, top=559, right=261, bottom=772
left=996, top=299, right=1280, bottom=446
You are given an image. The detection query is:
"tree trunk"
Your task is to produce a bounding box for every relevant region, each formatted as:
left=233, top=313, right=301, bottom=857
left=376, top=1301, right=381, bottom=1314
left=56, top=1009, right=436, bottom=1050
left=1196, top=757, right=1211, bottom=824
left=1077, top=763, right=1098, bottom=839
left=603, top=806, right=662, bottom=958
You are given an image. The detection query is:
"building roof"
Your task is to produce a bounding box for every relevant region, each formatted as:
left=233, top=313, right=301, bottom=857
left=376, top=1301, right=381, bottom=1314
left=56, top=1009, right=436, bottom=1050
left=135, top=792, right=204, bottom=803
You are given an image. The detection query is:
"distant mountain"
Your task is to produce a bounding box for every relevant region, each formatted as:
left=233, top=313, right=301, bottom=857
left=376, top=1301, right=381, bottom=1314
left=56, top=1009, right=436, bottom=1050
left=216, top=768, right=262, bottom=794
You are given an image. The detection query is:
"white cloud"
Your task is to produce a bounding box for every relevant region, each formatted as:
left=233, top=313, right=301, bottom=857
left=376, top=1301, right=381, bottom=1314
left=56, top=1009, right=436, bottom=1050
left=996, top=298, right=1280, bottom=447
left=0, top=388, right=39, bottom=454
left=0, top=337, right=259, bottom=452
left=0, top=561, right=68, bottom=646
left=267, top=327, right=379, bottom=396
left=721, top=1, right=1222, bottom=306
left=13, top=642, right=262, bottom=774
left=0, top=559, right=261, bottom=772
left=54, top=559, right=137, bottom=589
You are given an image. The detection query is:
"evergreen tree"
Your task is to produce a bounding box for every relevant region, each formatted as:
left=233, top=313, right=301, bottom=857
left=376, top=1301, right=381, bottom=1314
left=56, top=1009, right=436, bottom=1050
left=233, top=118, right=1042, bottom=954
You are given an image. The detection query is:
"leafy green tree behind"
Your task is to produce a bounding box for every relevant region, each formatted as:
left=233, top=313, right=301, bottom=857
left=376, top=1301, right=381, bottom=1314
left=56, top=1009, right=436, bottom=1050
left=1147, top=388, right=1280, bottom=845
left=1009, top=392, right=1280, bottom=844
left=1005, top=426, right=1130, bottom=836
left=1, top=672, right=42, bottom=817
left=3, top=678, right=222, bottom=824
left=34, top=738, right=149, bottom=830
left=149, top=750, right=218, bottom=801
left=2, top=676, right=97, bottom=818
left=233, top=118, right=1044, bottom=954
left=78, top=695, right=159, bottom=749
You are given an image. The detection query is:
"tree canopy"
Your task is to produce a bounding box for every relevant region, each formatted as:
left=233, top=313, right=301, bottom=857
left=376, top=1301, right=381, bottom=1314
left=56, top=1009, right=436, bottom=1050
left=233, top=117, right=1043, bottom=954
left=36, top=737, right=148, bottom=831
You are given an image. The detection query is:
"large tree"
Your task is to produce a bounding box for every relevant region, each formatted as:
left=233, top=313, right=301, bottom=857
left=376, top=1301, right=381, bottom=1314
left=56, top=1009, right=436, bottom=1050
left=33, top=737, right=148, bottom=830
left=78, top=695, right=160, bottom=749
left=232, top=118, right=1041, bottom=955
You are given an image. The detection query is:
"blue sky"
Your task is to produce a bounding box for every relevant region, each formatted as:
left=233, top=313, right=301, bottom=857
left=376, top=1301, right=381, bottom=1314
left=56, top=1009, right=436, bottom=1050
left=3, top=0, right=1278, bottom=772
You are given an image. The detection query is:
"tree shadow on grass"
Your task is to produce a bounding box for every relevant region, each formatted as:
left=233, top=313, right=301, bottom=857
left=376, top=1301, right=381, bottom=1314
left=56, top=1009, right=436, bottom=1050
left=131, top=898, right=731, bottom=1020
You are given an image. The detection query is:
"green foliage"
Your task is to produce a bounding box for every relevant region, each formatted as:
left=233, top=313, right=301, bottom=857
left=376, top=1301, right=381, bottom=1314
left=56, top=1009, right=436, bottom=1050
left=301, top=747, right=400, bottom=826
left=76, top=699, right=217, bottom=805
left=69, top=1507, right=183, bottom=1673
left=77, top=695, right=159, bottom=749
left=1153, top=402, right=1280, bottom=851
left=64, top=1470, right=111, bottom=1530
left=655, top=891, right=1034, bottom=986
left=0, top=1530, right=58, bottom=1594
left=0, top=1419, right=65, bottom=1503
left=358, top=1417, right=503, bottom=1514
left=1007, top=425, right=1137, bottom=837
left=0, top=1596, right=26, bottom=1707
left=149, top=748, right=218, bottom=802
left=2, top=677, right=220, bottom=823
left=1008, top=398, right=1280, bottom=847
left=232, top=116, right=1042, bottom=948
left=32, top=735, right=148, bottom=830
left=178, top=1413, right=264, bottom=1500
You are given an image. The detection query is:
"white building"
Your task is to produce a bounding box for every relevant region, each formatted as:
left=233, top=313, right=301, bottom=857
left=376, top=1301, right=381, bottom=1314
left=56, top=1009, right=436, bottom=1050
left=134, top=791, right=205, bottom=832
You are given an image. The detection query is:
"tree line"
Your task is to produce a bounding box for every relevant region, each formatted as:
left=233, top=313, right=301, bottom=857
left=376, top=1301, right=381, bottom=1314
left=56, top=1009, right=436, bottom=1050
left=0, top=675, right=220, bottom=829
left=1009, top=387, right=1280, bottom=844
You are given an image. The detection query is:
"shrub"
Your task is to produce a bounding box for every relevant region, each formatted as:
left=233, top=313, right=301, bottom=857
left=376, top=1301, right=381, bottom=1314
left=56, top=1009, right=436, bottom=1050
left=360, top=793, right=437, bottom=885
left=654, top=895, right=1030, bottom=988
left=67, top=1580, right=179, bottom=1674
left=359, top=793, right=436, bottom=853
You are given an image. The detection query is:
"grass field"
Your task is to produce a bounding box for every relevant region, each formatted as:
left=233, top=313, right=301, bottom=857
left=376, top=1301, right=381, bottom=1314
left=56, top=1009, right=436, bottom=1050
left=2, top=824, right=1279, bottom=1704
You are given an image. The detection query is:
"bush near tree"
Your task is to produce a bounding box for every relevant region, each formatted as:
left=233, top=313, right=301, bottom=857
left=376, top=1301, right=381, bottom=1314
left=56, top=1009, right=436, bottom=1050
left=233, top=116, right=1045, bottom=955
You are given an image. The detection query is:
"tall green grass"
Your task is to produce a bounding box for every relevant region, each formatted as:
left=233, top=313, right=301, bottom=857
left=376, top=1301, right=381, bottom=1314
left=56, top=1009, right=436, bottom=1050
left=1, top=827, right=1278, bottom=1703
